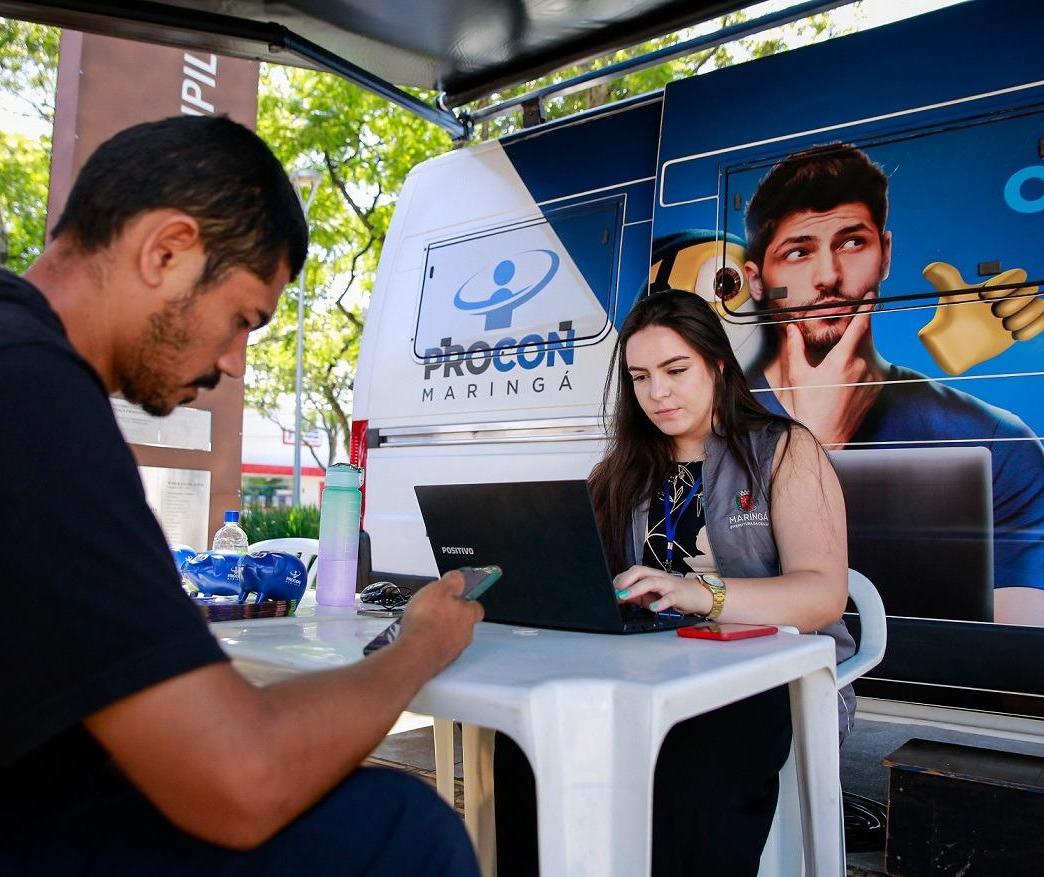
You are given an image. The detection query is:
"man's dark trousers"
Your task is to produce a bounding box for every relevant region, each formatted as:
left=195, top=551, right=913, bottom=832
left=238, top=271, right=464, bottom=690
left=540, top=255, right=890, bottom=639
left=4, top=766, right=479, bottom=876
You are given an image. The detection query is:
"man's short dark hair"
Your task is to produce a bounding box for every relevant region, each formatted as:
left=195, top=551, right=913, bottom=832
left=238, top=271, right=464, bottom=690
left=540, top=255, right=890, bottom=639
left=744, top=143, right=889, bottom=269
left=52, top=115, right=308, bottom=285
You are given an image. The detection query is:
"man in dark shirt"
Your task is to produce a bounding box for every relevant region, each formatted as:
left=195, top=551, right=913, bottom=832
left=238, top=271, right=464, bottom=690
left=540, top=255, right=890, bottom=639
left=0, top=115, right=482, bottom=875
left=740, top=144, right=1044, bottom=625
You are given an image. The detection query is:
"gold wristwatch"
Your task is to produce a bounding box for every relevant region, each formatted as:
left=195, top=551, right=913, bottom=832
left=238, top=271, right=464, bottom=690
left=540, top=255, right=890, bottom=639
left=696, top=573, right=727, bottom=621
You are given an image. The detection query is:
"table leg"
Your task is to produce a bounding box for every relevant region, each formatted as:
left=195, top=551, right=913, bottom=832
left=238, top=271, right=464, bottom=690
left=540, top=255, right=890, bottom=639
left=789, top=665, right=843, bottom=877
left=433, top=717, right=456, bottom=805
left=524, top=684, right=657, bottom=877
left=462, top=724, right=497, bottom=877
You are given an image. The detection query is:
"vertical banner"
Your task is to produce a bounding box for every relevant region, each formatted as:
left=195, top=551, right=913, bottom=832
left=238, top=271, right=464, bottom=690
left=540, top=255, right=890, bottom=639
left=48, top=31, right=260, bottom=545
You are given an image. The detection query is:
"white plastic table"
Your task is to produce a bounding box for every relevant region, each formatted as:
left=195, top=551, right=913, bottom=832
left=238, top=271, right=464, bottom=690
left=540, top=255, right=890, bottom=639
left=212, top=609, right=841, bottom=877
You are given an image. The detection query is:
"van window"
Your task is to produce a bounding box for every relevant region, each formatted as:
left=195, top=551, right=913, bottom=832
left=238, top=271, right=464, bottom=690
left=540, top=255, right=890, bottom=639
left=414, top=196, right=624, bottom=363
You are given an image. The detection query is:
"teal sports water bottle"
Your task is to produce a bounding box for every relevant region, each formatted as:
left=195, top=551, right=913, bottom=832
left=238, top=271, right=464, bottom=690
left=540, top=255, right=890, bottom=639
left=316, top=463, right=363, bottom=606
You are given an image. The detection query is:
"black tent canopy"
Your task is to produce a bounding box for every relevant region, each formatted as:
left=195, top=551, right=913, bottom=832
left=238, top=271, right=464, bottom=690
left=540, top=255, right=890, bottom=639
left=0, top=0, right=845, bottom=136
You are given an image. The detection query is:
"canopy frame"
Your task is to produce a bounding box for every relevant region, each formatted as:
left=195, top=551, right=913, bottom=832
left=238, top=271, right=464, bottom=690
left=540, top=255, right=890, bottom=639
left=1, top=0, right=856, bottom=140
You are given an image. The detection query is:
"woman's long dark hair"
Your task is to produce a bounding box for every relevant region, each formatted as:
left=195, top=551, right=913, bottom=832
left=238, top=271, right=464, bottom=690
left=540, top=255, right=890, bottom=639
left=589, top=289, right=796, bottom=573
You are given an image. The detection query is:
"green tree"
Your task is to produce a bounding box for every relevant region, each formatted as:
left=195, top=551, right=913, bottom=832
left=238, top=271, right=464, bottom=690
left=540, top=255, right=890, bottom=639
left=248, top=66, right=452, bottom=467
left=0, top=18, right=57, bottom=121
left=0, top=18, right=58, bottom=270
left=473, top=9, right=849, bottom=140
left=242, top=475, right=284, bottom=507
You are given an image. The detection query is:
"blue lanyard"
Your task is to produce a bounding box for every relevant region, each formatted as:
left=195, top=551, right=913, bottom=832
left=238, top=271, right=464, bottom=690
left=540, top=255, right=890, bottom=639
left=663, top=471, right=703, bottom=572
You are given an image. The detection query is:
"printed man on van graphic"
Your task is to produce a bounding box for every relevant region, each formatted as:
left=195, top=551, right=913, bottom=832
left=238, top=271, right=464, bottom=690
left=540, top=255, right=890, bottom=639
left=740, top=143, right=1044, bottom=625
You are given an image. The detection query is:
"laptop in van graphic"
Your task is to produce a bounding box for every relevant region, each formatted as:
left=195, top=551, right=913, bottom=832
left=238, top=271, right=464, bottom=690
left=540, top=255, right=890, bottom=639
left=830, top=446, right=994, bottom=623
left=415, top=480, right=697, bottom=634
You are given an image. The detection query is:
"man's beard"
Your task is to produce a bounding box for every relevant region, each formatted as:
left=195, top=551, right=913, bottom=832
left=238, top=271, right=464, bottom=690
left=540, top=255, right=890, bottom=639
left=121, top=297, right=221, bottom=417
left=777, top=282, right=879, bottom=356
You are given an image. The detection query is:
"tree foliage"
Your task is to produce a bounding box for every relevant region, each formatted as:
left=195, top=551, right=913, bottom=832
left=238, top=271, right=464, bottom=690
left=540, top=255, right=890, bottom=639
left=471, top=9, right=846, bottom=139
left=0, top=132, right=49, bottom=271
left=0, top=18, right=57, bottom=122
left=247, top=65, right=453, bottom=467
left=0, top=18, right=58, bottom=270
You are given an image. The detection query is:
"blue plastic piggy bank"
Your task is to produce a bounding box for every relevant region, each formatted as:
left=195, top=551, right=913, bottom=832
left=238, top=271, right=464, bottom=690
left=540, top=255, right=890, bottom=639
left=170, top=544, right=198, bottom=571
left=180, top=550, right=249, bottom=598
left=241, top=551, right=307, bottom=610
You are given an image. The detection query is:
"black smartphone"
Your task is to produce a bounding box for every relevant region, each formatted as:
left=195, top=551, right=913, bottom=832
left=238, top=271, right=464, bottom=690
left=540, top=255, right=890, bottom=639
left=362, top=566, right=501, bottom=655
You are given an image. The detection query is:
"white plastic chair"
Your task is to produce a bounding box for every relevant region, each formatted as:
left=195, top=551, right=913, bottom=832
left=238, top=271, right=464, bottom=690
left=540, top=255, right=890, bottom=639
left=835, top=570, right=888, bottom=689
left=757, top=568, right=887, bottom=877
left=249, top=537, right=321, bottom=589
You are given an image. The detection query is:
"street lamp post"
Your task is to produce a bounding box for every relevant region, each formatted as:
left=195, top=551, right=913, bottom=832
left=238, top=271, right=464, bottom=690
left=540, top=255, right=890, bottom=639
left=289, top=167, right=321, bottom=507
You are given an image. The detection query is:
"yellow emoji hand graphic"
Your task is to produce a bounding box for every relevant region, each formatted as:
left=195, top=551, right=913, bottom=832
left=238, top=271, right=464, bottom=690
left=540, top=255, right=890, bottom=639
left=918, top=262, right=1043, bottom=376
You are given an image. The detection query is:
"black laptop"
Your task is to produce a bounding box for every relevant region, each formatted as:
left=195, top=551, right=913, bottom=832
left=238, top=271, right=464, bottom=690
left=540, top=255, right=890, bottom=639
left=415, top=480, right=697, bottom=634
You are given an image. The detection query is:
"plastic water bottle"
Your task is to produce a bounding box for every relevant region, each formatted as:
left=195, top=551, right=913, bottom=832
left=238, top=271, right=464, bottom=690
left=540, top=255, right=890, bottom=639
left=316, top=463, right=363, bottom=606
left=212, top=510, right=249, bottom=553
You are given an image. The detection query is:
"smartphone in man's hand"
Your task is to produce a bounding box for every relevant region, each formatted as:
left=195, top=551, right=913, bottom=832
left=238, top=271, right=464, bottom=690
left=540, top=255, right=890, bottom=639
left=458, top=565, right=502, bottom=601
left=362, top=566, right=501, bottom=655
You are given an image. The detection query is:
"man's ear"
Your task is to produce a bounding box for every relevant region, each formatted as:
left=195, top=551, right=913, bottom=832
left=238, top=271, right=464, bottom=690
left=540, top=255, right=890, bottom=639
left=138, top=212, right=204, bottom=289
left=744, top=261, right=764, bottom=303
left=880, top=230, right=892, bottom=283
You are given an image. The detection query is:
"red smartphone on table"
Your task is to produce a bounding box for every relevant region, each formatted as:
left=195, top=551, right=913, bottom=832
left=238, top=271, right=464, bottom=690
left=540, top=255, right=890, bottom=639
left=678, top=622, right=778, bottom=641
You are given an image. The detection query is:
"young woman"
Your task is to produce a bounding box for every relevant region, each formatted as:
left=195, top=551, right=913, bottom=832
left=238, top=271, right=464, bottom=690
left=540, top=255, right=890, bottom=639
left=495, top=289, right=855, bottom=877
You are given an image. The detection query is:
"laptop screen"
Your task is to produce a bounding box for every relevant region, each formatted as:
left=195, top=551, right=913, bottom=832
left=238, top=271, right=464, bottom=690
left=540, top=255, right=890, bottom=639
left=415, top=480, right=628, bottom=632
left=830, top=446, right=993, bottom=622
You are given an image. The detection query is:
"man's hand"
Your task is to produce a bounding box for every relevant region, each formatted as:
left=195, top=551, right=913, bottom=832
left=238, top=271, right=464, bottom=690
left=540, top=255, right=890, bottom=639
left=920, top=262, right=1043, bottom=375
left=775, top=298, right=879, bottom=446
left=396, top=570, right=484, bottom=674
left=84, top=570, right=483, bottom=850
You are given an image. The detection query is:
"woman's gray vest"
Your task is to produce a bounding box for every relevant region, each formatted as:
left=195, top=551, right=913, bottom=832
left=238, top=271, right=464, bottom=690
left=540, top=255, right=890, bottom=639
left=625, top=423, right=857, bottom=742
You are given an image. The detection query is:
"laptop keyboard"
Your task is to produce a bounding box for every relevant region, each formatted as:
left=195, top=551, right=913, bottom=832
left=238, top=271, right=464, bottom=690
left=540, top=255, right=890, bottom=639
left=620, top=604, right=693, bottom=632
